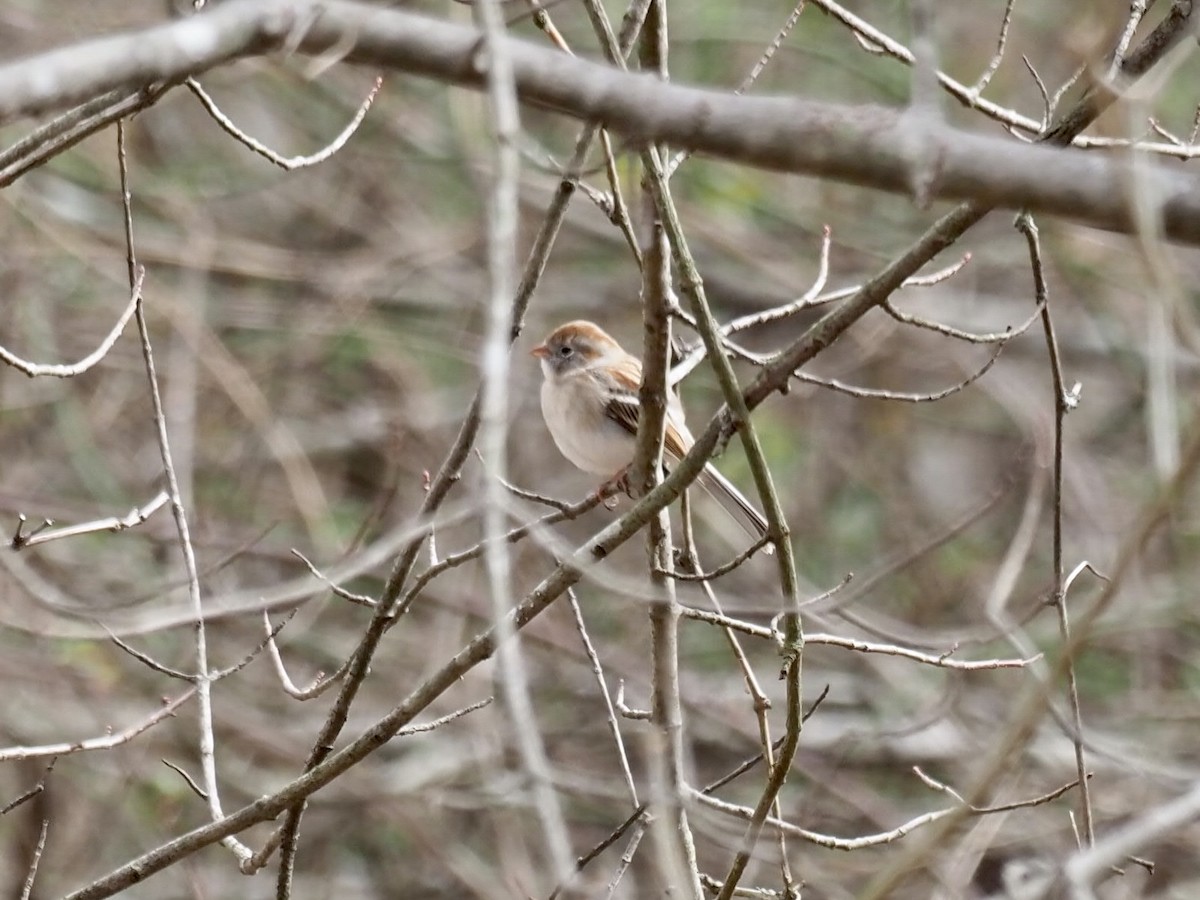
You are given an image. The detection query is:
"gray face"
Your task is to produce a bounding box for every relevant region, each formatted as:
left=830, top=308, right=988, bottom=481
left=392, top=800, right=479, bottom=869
left=542, top=331, right=601, bottom=377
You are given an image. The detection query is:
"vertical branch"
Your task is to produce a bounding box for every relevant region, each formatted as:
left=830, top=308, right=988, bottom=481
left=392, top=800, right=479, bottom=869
left=639, top=137, right=805, bottom=900
left=676, top=500, right=794, bottom=893
left=634, top=4, right=703, bottom=897
left=567, top=588, right=640, bottom=806
left=18, top=819, right=49, bottom=900
left=905, top=0, right=942, bottom=204
left=117, top=122, right=252, bottom=866
left=475, top=0, right=575, bottom=885
left=1015, top=213, right=1094, bottom=846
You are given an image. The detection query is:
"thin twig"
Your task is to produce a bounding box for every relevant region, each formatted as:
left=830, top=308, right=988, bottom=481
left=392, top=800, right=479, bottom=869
left=699, top=767, right=1087, bottom=855
left=290, top=549, right=377, bottom=607
left=119, top=120, right=252, bottom=867
left=881, top=294, right=1044, bottom=344
left=656, top=535, right=769, bottom=581
left=695, top=790, right=955, bottom=850
left=969, top=0, right=1017, bottom=96
left=1048, top=64, right=1085, bottom=122
left=677, top=606, right=1038, bottom=669
left=672, top=247, right=969, bottom=382
left=793, top=340, right=1005, bottom=402
left=0, top=269, right=144, bottom=379
left=808, top=0, right=1042, bottom=134
left=186, top=76, right=382, bottom=170
left=11, top=490, right=168, bottom=551
left=671, top=226, right=834, bottom=382
left=263, top=611, right=349, bottom=700
left=208, top=612, right=295, bottom=681
left=1015, top=212, right=1094, bottom=847
left=1023, top=55, right=1052, bottom=132
left=913, top=766, right=1085, bottom=814
left=614, top=681, right=651, bottom=721
left=108, top=632, right=193, bottom=681
left=602, top=820, right=648, bottom=899
left=1108, top=0, right=1151, bottom=80
left=1, top=759, right=56, bottom=816
left=161, top=759, right=209, bottom=800
left=666, top=0, right=808, bottom=177
left=0, top=691, right=196, bottom=762
left=397, top=490, right=604, bottom=616
left=566, top=587, right=639, bottom=804
left=19, top=819, right=49, bottom=900
left=396, top=697, right=493, bottom=735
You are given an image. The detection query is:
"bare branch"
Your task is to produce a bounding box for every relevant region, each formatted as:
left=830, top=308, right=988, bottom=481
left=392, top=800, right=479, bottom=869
left=19, top=820, right=49, bottom=900
left=694, top=790, right=956, bottom=850
left=615, top=681, right=651, bottom=721
left=0, top=268, right=144, bottom=379
left=1015, top=211, right=1095, bottom=848
left=881, top=292, right=1043, bottom=344
left=263, top=611, right=349, bottom=700
left=969, top=0, right=1017, bottom=96
left=11, top=490, right=169, bottom=551
left=655, top=536, right=770, bottom=581
left=396, top=697, right=493, bottom=736
left=673, top=247, right=966, bottom=381
left=185, top=75, right=382, bottom=169
left=161, top=759, right=209, bottom=800
left=0, top=691, right=196, bottom=762
left=794, top=341, right=1005, bottom=403
left=0, top=86, right=171, bottom=187
left=677, top=605, right=1039, bottom=670
left=2, top=2, right=1200, bottom=243
left=120, top=120, right=252, bottom=867
left=1, top=759, right=56, bottom=816
left=567, top=588, right=639, bottom=805
left=290, top=550, right=377, bottom=608
left=108, top=632, right=193, bottom=681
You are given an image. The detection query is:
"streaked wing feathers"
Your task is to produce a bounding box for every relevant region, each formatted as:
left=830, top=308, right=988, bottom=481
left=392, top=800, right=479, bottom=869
left=603, top=391, right=641, bottom=438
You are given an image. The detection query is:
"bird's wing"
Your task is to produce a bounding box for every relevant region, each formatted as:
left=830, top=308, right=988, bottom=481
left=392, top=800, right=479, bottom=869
left=595, top=354, right=770, bottom=545
left=597, top=355, right=692, bottom=460
left=597, top=353, right=644, bottom=438
left=603, top=390, right=642, bottom=438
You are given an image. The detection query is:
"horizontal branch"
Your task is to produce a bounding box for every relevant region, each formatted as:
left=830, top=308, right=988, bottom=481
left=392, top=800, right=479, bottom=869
left=0, top=690, right=195, bottom=762
left=1, top=1, right=1200, bottom=244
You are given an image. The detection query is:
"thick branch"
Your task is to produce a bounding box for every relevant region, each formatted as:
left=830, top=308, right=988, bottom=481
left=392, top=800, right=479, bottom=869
left=2, top=1, right=1200, bottom=244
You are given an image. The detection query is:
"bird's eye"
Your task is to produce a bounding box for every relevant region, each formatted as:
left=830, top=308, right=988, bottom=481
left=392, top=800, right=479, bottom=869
left=559, top=345, right=573, bottom=357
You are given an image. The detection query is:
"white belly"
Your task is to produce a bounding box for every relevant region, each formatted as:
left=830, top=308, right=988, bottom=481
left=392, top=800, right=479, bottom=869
left=540, top=376, right=634, bottom=476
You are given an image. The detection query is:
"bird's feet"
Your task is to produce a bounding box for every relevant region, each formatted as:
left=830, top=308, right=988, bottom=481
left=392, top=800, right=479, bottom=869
left=594, top=467, right=630, bottom=509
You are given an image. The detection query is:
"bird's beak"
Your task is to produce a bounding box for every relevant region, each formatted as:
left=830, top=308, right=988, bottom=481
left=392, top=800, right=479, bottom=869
left=530, top=344, right=550, bottom=359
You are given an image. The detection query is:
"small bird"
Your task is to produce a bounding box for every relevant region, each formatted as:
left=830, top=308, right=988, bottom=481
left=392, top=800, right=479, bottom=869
left=531, top=320, right=770, bottom=544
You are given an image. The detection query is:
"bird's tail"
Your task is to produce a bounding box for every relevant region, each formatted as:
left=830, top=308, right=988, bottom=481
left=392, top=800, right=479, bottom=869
left=695, top=464, right=774, bottom=553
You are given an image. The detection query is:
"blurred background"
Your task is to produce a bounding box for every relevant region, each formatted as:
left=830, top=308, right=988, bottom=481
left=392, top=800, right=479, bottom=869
left=1, top=1, right=1199, bottom=897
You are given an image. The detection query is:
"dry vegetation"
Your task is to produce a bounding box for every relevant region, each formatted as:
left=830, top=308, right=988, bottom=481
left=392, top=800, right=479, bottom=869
left=1, top=1, right=1200, bottom=898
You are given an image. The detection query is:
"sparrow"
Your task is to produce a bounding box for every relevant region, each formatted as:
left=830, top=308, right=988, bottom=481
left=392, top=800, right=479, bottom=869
left=531, top=320, right=770, bottom=544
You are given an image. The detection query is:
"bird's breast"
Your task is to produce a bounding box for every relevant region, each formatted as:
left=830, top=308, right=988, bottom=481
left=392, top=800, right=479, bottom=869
left=540, top=376, right=634, bottom=476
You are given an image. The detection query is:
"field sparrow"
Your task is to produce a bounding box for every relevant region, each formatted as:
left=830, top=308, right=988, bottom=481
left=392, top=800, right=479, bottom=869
left=531, top=320, right=770, bottom=543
